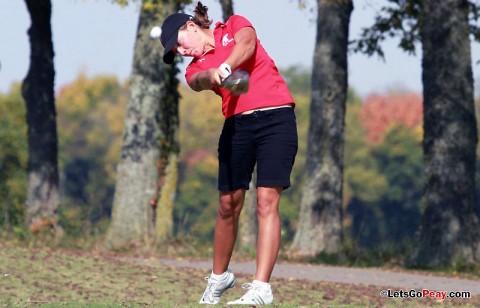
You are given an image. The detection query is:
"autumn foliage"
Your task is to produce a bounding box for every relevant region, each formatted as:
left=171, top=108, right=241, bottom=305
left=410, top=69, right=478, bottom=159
left=1, top=71, right=428, bottom=249
left=359, top=93, right=423, bottom=144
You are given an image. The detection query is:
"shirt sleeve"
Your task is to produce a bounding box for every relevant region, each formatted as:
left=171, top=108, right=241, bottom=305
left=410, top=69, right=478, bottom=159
left=226, top=15, right=255, bottom=35
left=185, top=62, right=200, bottom=86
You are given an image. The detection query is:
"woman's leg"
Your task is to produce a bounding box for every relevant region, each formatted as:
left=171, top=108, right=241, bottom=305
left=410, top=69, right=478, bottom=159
left=255, top=186, right=282, bottom=282
left=212, top=188, right=246, bottom=274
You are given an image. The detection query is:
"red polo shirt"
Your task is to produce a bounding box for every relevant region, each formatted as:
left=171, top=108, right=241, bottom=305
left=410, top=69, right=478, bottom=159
left=185, top=15, right=294, bottom=119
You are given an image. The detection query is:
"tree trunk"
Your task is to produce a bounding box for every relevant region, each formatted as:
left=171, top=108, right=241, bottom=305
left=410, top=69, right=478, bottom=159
left=218, top=0, right=234, bottom=21
left=409, top=0, right=480, bottom=268
left=290, top=0, right=352, bottom=257
left=22, top=0, right=62, bottom=241
left=239, top=169, right=258, bottom=250
left=216, top=0, right=257, bottom=250
left=105, top=0, right=180, bottom=250
left=154, top=38, right=181, bottom=244
left=216, top=0, right=257, bottom=249
left=155, top=152, right=178, bottom=243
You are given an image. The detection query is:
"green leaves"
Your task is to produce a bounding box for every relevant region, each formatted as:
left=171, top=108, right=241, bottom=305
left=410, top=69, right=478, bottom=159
left=0, top=84, right=28, bottom=229
left=350, top=0, right=422, bottom=58
left=352, top=0, right=480, bottom=58
left=56, top=74, right=128, bottom=231
left=344, top=91, right=423, bottom=247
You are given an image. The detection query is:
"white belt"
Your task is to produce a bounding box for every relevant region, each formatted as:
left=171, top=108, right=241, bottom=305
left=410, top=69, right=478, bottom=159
left=240, top=104, right=292, bottom=115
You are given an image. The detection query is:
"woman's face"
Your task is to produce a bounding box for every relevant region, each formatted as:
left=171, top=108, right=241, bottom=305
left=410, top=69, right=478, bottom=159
left=175, top=23, right=204, bottom=58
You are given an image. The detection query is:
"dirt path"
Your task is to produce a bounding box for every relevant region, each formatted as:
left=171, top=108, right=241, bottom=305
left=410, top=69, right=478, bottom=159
left=126, top=257, right=480, bottom=295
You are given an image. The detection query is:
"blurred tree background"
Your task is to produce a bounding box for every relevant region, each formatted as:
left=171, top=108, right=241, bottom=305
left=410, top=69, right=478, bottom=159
left=0, top=84, right=28, bottom=236
left=3, top=65, right=475, bottom=265
left=56, top=74, right=129, bottom=237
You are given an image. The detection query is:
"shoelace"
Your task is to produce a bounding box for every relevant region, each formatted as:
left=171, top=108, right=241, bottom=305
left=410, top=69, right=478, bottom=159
left=239, top=283, right=261, bottom=298
left=203, top=277, right=218, bottom=302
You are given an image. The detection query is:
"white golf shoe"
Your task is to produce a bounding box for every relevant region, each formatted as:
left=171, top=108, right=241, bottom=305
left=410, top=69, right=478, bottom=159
left=227, top=281, right=273, bottom=305
left=199, top=269, right=236, bottom=304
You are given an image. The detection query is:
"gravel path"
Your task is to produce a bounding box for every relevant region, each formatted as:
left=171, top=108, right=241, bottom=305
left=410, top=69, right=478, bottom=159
left=128, top=257, right=480, bottom=295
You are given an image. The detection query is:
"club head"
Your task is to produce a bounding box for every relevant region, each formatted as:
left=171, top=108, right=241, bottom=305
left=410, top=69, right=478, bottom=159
left=221, top=70, right=250, bottom=95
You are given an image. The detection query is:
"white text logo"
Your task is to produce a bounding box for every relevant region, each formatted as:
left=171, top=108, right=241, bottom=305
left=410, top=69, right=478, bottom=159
left=222, top=33, right=234, bottom=47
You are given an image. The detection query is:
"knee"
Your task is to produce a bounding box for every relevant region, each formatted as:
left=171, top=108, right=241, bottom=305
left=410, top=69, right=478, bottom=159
left=257, top=194, right=279, bottom=219
left=218, top=191, right=244, bottom=219
left=218, top=202, right=236, bottom=219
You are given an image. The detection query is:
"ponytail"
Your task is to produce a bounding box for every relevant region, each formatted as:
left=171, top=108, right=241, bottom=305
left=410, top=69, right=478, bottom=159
left=193, top=1, right=212, bottom=29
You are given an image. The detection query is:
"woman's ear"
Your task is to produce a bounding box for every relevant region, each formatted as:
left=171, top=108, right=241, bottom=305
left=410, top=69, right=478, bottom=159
left=186, top=21, right=197, bottom=32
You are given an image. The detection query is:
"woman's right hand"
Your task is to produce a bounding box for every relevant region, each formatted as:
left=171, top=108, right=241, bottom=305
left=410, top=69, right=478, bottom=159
left=190, top=68, right=224, bottom=91
left=207, top=68, right=224, bottom=87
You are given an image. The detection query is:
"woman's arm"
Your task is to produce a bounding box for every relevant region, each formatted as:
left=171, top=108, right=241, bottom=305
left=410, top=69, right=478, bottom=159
left=189, top=69, right=219, bottom=92
left=223, top=27, right=257, bottom=70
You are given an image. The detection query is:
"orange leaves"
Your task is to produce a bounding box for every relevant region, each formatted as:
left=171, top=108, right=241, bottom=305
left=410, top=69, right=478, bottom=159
left=359, top=93, right=423, bottom=144
left=30, top=216, right=57, bottom=234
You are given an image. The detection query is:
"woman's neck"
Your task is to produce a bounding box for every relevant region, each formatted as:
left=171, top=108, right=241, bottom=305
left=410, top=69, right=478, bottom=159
left=203, top=29, right=215, bottom=53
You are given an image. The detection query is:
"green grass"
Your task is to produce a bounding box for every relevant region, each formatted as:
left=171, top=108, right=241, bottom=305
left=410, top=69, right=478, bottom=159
left=0, top=242, right=479, bottom=307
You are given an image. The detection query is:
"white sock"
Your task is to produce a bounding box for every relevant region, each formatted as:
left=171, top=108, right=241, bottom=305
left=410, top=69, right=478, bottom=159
left=253, top=280, right=271, bottom=290
left=210, top=270, right=229, bottom=280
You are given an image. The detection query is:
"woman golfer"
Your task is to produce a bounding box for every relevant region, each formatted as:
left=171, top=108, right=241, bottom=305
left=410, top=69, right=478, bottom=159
left=155, top=2, right=297, bottom=305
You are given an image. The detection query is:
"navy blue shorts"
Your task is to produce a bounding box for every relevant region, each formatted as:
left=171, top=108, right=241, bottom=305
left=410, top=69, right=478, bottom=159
left=218, top=107, right=298, bottom=192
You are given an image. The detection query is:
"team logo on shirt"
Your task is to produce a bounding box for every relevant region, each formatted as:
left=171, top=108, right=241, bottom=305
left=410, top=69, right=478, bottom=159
left=222, top=33, right=234, bottom=47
